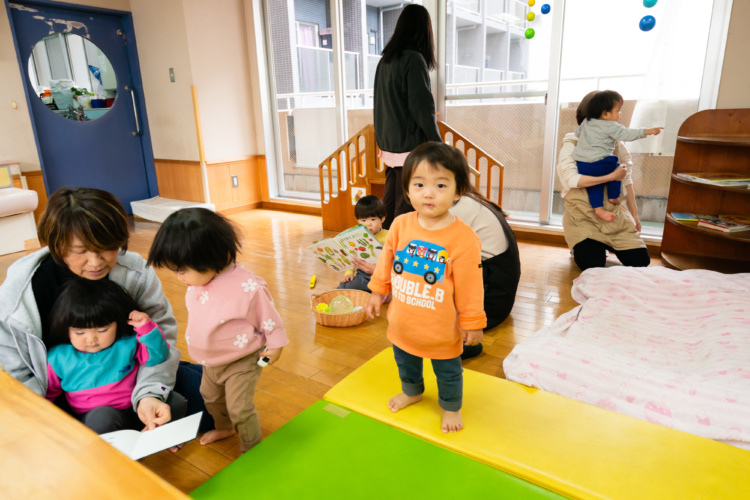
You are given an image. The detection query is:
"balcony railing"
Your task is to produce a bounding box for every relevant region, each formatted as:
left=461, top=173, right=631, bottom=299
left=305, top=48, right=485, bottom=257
left=277, top=73, right=647, bottom=111
left=297, top=45, right=360, bottom=95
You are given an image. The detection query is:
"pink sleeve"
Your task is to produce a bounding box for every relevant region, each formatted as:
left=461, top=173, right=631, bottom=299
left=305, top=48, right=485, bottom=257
left=46, top=364, right=63, bottom=402
left=247, top=287, right=289, bottom=350
left=134, top=321, right=170, bottom=367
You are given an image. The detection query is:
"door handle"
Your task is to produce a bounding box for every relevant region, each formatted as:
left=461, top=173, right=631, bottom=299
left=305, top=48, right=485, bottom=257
left=124, top=86, right=140, bottom=136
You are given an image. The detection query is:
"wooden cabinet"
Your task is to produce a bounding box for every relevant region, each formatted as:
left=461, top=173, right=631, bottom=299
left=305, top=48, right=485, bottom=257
left=661, top=109, right=750, bottom=273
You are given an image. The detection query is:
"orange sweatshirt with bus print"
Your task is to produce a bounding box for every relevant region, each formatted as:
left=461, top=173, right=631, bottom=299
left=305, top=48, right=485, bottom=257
left=368, top=212, right=487, bottom=359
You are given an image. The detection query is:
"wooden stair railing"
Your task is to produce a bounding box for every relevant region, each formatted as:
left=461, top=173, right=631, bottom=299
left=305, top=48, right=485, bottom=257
left=319, top=122, right=505, bottom=231
left=319, top=124, right=384, bottom=231
left=438, top=121, right=504, bottom=209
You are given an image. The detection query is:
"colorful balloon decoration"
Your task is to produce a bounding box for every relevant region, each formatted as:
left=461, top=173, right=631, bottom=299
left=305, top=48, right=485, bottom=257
left=639, top=15, right=656, bottom=32
left=525, top=28, right=535, bottom=39
left=527, top=12, right=535, bottom=22
left=643, top=0, right=658, bottom=7
left=541, top=4, right=551, bottom=15
left=528, top=0, right=535, bottom=6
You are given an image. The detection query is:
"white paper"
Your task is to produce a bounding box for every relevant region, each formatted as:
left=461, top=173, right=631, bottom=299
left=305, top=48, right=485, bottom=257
left=99, top=412, right=202, bottom=460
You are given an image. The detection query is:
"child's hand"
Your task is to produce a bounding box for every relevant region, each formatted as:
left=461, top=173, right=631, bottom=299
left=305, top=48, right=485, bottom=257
left=341, top=273, right=355, bottom=283
left=609, top=164, right=628, bottom=182
left=128, top=310, right=151, bottom=329
left=351, top=256, right=376, bottom=274
left=262, top=347, right=283, bottom=365
left=645, top=127, right=664, bottom=136
left=634, top=217, right=642, bottom=232
left=366, top=293, right=383, bottom=319
left=462, top=329, right=483, bottom=347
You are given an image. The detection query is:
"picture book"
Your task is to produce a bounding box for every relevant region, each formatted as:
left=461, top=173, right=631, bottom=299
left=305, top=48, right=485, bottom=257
left=99, top=412, right=202, bottom=460
left=676, top=172, right=750, bottom=187
left=696, top=215, right=750, bottom=233
left=670, top=212, right=712, bottom=221
left=309, top=225, right=383, bottom=272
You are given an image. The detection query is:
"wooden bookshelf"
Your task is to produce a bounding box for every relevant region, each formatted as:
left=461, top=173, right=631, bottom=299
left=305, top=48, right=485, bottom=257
left=661, top=109, right=750, bottom=273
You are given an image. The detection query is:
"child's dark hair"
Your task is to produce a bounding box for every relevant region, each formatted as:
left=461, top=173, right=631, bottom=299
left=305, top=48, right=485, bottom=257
left=354, top=195, right=386, bottom=220
left=147, top=208, right=241, bottom=273
left=48, top=278, right=139, bottom=348
left=401, top=142, right=504, bottom=213
left=586, top=90, right=623, bottom=121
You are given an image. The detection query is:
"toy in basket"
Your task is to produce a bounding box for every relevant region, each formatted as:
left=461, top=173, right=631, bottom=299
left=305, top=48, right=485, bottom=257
left=311, top=289, right=370, bottom=327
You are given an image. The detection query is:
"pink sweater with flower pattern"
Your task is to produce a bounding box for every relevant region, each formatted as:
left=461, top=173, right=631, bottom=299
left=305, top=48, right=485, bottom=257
left=185, top=265, right=289, bottom=367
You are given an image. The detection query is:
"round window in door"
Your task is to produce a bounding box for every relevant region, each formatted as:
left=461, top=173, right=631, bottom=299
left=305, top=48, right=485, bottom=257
left=27, top=33, right=117, bottom=121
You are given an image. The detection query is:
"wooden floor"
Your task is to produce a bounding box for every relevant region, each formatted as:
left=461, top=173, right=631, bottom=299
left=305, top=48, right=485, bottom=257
left=0, top=209, right=661, bottom=494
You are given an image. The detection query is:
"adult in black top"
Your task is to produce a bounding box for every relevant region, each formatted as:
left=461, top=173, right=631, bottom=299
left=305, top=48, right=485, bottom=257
left=373, top=4, right=441, bottom=229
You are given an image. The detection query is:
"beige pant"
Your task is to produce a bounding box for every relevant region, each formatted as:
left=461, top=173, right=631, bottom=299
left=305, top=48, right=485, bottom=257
left=201, top=352, right=262, bottom=452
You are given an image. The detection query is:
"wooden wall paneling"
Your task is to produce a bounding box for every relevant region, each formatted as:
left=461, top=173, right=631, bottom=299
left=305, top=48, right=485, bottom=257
left=23, top=171, right=48, bottom=223
left=154, top=160, right=204, bottom=202
left=206, top=163, right=233, bottom=208
left=229, top=158, right=261, bottom=204
left=257, top=156, right=270, bottom=202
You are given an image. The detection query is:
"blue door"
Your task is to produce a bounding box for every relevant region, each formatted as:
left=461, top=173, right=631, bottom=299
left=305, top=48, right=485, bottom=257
left=8, top=1, right=156, bottom=212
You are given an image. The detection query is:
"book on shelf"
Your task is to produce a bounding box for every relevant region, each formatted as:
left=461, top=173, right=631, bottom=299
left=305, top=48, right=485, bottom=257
left=696, top=215, right=750, bottom=233
left=308, top=224, right=383, bottom=272
left=670, top=212, right=713, bottom=221
left=675, top=172, right=750, bottom=187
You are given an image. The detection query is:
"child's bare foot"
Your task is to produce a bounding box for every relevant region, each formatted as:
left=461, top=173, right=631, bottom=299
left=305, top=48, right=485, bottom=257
left=200, top=429, right=236, bottom=446
left=594, top=207, right=616, bottom=222
left=608, top=198, right=621, bottom=205
left=442, top=410, right=463, bottom=433
left=388, top=393, right=422, bottom=413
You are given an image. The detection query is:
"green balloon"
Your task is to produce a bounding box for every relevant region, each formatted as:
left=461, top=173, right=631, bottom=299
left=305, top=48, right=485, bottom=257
left=525, top=28, right=535, bottom=39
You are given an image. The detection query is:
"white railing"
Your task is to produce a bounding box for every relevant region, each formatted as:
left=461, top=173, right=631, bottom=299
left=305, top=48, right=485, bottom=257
left=510, top=0, right=527, bottom=29
left=453, top=0, right=481, bottom=15
left=276, top=73, right=648, bottom=110
left=297, top=45, right=360, bottom=95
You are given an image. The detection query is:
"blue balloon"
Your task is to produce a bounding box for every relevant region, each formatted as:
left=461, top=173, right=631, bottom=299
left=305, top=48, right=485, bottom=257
left=541, top=4, right=551, bottom=14
left=639, top=15, right=656, bottom=32
left=643, top=0, right=658, bottom=7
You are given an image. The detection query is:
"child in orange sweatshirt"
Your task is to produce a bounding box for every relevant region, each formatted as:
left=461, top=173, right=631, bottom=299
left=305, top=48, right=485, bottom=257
left=366, top=142, right=487, bottom=434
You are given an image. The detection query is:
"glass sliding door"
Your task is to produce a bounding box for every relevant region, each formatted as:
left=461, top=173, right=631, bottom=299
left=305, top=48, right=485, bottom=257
left=263, top=0, right=418, bottom=200
left=441, top=0, right=552, bottom=220
left=264, top=0, right=335, bottom=199
left=551, top=0, right=718, bottom=233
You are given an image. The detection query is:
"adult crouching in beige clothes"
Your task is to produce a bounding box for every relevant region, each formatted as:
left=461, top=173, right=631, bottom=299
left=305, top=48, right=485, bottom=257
left=557, top=92, right=650, bottom=271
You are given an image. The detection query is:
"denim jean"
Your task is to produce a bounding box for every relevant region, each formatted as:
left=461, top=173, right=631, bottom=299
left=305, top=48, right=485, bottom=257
left=392, top=344, right=463, bottom=412
left=576, top=155, right=621, bottom=208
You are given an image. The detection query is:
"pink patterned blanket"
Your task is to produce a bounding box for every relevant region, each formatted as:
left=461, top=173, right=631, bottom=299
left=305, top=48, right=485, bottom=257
left=504, top=266, right=750, bottom=447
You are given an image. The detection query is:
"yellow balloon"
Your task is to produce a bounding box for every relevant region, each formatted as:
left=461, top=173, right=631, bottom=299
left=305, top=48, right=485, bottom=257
left=528, top=0, right=535, bottom=6
left=527, top=12, right=535, bottom=21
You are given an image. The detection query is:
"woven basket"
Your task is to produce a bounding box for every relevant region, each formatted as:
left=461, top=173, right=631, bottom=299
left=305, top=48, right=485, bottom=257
left=310, top=289, right=370, bottom=327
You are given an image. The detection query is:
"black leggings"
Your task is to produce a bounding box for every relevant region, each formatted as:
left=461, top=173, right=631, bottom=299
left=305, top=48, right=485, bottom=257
left=382, top=166, right=414, bottom=229
left=573, top=238, right=650, bottom=271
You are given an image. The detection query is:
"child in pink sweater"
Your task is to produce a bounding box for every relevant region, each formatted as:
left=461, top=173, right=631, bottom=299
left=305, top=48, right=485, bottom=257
left=148, top=208, right=289, bottom=453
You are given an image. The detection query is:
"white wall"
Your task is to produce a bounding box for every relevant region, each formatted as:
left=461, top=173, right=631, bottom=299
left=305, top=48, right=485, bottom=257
left=182, top=0, right=258, bottom=161
left=130, top=0, right=200, bottom=161
left=717, top=0, right=750, bottom=109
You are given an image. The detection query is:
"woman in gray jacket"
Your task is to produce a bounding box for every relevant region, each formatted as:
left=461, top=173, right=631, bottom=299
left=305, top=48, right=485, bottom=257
left=374, top=3, right=442, bottom=229
left=0, top=187, right=198, bottom=432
